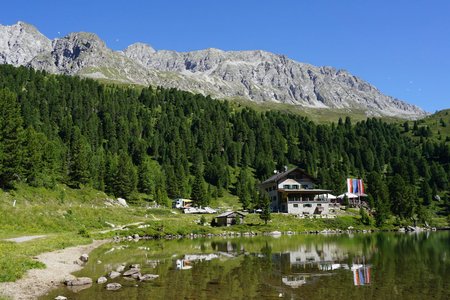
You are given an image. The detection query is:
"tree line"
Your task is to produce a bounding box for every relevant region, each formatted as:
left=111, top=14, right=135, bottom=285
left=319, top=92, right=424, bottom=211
left=0, top=65, right=448, bottom=225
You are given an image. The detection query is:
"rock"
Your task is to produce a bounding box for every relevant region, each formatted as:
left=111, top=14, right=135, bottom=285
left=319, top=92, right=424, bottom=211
left=398, top=227, right=406, bottom=232
left=130, top=264, right=140, bottom=269
left=131, top=272, right=141, bottom=279
left=106, top=283, right=122, bottom=290
left=97, top=276, right=107, bottom=284
left=116, top=265, right=126, bottom=272
left=117, top=198, right=128, bottom=207
left=123, top=268, right=140, bottom=276
left=79, top=254, right=89, bottom=262
left=55, top=296, right=67, bottom=300
left=139, top=274, right=159, bottom=281
left=133, top=234, right=140, bottom=240
left=64, top=277, right=93, bottom=286
left=108, top=271, right=121, bottom=279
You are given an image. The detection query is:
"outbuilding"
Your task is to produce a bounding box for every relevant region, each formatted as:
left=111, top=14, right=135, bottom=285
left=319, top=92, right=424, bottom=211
left=214, top=211, right=245, bottom=227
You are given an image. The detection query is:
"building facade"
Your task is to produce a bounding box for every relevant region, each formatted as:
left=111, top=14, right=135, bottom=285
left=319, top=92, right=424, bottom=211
left=260, top=167, right=331, bottom=215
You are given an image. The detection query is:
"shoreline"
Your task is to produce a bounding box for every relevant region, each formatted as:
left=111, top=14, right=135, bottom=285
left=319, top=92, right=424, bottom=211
left=1, top=226, right=448, bottom=299
left=0, top=239, right=108, bottom=300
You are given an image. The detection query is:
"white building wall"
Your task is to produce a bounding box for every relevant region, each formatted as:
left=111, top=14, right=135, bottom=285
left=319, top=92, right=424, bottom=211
left=287, top=202, right=329, bottom=215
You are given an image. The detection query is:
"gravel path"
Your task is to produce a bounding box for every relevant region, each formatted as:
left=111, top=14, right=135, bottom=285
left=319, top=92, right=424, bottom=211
left=0, top=239, right=108, bottom=300
left=4, top=235, right=47, bottom=243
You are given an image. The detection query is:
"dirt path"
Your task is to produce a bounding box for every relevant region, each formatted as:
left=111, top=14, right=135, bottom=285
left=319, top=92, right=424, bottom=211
left=0, top=239, right=108, bottom=300
left=3, top=235, right=47, bottom=243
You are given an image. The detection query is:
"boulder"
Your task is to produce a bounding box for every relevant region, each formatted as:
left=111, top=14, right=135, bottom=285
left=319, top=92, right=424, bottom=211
left=106, top=283, right=122, bottom=290
left=55, top=296, right=67, bottom=300
left=139, top=274, right=159, bottom=281
left=117, top=198, right=128, bottom=207
left=108, top=271, right=121, bottom=279
left=97, top=276, right=107, bottom=284
left=123, top=268, right=140, bottom=276
left=64, top=277, right=93, bottom=286
left=130, top=264, right=140, bottom=269
left=131, top=272, right=141, bottom=279
left=79, top=254, right=89, bottom=262
left=116, top=265, right=126, bottom=272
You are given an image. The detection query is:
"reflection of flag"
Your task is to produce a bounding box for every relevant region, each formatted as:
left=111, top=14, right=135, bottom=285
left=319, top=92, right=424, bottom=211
left=353, top=266, right=371, bottom=286
left=347, top=178, right=364, bottom=195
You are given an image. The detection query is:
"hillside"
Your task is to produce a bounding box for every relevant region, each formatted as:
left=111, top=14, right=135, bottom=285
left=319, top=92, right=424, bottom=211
left=0, top=64, right=448, bottom=227
left=0, top=21, right=427, bottom=119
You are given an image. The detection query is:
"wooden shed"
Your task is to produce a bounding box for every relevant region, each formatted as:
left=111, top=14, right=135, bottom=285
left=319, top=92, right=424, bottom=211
left=214, top=211, right=245, bottom=227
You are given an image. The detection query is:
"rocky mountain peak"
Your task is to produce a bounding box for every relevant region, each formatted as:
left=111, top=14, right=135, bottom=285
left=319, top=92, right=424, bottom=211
left=0, top=21, right=51, bottom=66
left=123, top=42, right=156, bottom=66
left=0, top=21, right=428, bottom=119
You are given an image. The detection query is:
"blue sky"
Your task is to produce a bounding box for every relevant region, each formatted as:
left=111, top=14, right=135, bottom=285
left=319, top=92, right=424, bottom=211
left=2, top=0, right=449, bottom=112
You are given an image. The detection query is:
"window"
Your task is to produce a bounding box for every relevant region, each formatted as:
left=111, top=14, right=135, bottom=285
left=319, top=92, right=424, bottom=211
left=293, top=204, right=298, bottom=208
left=283, top=185, right=290, bottom=189
left=317, top=204, right=322, bottom=207
left=304, top=204, right=312, bottom=208
left=292, top=184, right=299, bottom=189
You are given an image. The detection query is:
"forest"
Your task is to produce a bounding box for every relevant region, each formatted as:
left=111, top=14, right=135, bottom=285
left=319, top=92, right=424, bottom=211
left=0, top=64, right=448, bottom=226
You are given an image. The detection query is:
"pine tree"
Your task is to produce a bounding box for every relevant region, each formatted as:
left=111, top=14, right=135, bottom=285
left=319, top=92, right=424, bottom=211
left=191, top=165, right=208, bottom=206
left=68, top=126, right=91, bottom=188
left=259, top=191, right=271, bottom=225
left=114, top=152, right=137, bottom=199
left=0, top=89, right=24, bottom=188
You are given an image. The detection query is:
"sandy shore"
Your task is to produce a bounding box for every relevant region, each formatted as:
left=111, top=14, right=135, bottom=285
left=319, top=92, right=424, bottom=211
left=0, top=239, right=108, bottom=300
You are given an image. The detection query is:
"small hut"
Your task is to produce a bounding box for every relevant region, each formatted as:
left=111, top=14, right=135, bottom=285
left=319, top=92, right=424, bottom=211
left=214, top=211, right=245, bottom=227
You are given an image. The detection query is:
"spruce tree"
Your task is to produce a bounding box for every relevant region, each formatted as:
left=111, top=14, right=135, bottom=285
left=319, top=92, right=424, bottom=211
left=259, top=191, right=271, bottom=225
left=0, top=89, right=24, bottom=188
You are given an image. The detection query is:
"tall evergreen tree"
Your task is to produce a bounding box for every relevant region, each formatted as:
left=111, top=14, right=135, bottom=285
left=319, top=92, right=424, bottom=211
left=68, top=126, right=91, bottom=188
left=0, top=89, right=24, bottom=188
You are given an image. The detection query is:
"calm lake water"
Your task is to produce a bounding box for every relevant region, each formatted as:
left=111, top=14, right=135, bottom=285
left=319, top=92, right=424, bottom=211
left=44, top=231, right=449, bottom=300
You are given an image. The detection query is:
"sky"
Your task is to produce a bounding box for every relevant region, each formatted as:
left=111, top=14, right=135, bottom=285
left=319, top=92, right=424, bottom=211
left=1, top=0, right=449, bottom=112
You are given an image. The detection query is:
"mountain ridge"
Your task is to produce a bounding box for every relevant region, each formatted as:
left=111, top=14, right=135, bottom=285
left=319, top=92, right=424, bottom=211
left=0, top=21, right=427, bottom=119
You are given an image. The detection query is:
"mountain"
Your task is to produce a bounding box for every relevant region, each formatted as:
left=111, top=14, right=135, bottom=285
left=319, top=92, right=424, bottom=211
left=0, top=21, right=427, bottom=119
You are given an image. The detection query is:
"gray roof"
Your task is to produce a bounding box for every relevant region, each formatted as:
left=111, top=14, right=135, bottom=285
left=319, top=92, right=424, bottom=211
left=261, top=167, right=315, bottom=185
left=216, top=211, right=245, bottom=218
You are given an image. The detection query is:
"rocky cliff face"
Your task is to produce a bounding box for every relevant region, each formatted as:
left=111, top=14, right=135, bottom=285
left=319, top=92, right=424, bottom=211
left=0, top=21, right=427, bottom=119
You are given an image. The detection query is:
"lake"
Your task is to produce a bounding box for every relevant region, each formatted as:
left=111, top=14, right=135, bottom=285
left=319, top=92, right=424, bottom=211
left=44, top=231, right=449, bottom=299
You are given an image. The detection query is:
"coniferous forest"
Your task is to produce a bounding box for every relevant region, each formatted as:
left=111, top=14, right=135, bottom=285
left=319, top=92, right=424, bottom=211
left=0, top=64, right=449, bottom=226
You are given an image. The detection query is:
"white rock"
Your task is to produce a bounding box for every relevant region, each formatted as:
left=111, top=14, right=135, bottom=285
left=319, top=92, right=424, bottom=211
left=106, top=283, right=122, bottom=290
left=97, top=276, right=107, bottom=284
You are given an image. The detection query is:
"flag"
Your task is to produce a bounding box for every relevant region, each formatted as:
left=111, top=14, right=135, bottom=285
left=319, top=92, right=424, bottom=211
left=347, top=178, right=364, bottom=195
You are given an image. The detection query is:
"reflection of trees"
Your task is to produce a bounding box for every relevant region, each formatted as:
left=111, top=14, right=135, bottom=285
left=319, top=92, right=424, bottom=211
left=63, top=232, right=449, bottom=299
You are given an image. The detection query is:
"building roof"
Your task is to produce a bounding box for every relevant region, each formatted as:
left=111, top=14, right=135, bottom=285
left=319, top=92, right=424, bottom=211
left=279, top=178, right=301, bottom=185
left=261, top=167, right=316, bottom=185
left=216, top=211, right=246, bottom=218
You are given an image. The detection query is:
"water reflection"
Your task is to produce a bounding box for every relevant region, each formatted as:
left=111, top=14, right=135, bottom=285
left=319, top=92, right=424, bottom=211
left=44, top=232, right=450, bottom=300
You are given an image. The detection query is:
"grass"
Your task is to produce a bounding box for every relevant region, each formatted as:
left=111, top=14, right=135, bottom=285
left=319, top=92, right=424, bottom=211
left=0, top=183, right=148, bottom=238
left=226, top=97, right=407, bottom=124
left=1, top=183, right=447, bottom=286
left=401, top=108, right=450, bottom=142
left=0, top=234, right=91, bottom=282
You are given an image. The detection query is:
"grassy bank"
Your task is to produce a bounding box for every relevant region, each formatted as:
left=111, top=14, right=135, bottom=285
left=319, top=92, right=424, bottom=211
left=0, top=184, right=448, bottom=285
left=0, top=234, right=91, bottom=282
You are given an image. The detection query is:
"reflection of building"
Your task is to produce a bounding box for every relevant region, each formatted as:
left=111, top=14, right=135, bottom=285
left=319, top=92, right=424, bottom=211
left=282, top=274, right=307, bottom=288
left=176, top=254, right=219, bottom=270
left=274, top=243, right=372, bottom=288
left=260, top=167, right=331, bottom=215
left=287, top=243, right=348, bottom=266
